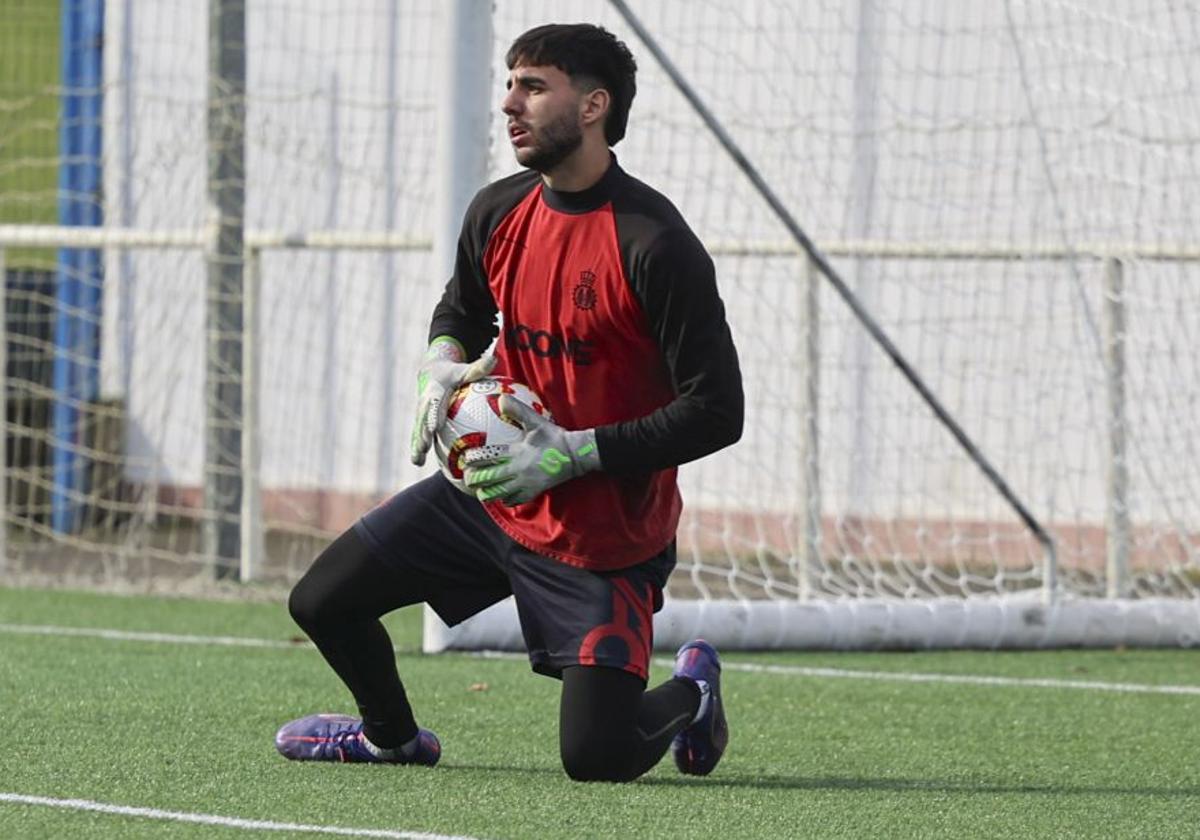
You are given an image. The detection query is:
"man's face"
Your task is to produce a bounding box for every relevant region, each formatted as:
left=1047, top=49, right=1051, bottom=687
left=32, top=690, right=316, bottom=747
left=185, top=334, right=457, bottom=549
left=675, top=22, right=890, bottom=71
left=502, top=63, right=585, bottom=173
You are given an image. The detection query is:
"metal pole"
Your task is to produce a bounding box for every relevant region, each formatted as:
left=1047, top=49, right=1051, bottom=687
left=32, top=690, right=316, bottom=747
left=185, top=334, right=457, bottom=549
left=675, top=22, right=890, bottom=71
left=797, top=255, right=821, bottom=600
left=321, top=73, right=341, bottom=511
left=204, top=0, right=246, bottom=577
left=423, top=0, right=493, bottom=653
left=845, top=0, right=884, bottom=515
left=118, top=0, right=136, bottom=411
left=377, top=0, right=399, bottom=495
left=1104, top=258, right=1130, bottom=598
left=608, top=0, right=1059, bottom=600
left=432, top=0, right=493, bottom=283
left=239, top=247, right=263, bottom=582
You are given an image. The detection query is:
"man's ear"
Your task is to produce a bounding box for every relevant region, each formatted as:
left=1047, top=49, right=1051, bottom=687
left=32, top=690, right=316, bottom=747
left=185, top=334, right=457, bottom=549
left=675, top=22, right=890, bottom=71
left=580, top=87, right=611, bottom=130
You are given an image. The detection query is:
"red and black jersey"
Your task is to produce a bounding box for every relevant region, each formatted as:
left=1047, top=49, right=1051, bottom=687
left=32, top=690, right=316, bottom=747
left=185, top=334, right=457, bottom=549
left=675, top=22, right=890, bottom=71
left=430, top=157, right=743, bottom=571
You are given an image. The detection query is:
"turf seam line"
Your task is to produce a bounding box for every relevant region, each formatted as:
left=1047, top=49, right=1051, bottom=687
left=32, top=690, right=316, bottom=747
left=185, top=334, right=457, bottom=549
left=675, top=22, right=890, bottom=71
left=0, top=623, right=307, bottom=649
left=655, top=658, right=1200, bottom=695
left=4, top=623, right=1199, bottom=696
left=0, top=792, right=486, bottom=839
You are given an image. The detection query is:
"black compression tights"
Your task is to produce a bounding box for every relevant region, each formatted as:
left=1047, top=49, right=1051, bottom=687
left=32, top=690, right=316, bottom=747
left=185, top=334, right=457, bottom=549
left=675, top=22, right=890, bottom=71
left=287, top=528, right=423, bottom=748
left=559, top=666, right=700, bottom=782
left=288, top=527, right=700, bottom=781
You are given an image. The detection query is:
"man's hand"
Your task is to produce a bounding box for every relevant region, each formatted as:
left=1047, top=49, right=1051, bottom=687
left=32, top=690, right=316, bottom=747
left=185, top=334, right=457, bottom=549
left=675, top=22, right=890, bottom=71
left=462, top=395, right=602, bottom=505
left=409, top=337, right=497, bottom=467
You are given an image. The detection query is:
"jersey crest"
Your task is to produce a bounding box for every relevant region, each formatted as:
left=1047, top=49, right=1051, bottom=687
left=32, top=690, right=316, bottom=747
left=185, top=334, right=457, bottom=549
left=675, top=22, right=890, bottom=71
left=572, top=269, right=598, bottom=311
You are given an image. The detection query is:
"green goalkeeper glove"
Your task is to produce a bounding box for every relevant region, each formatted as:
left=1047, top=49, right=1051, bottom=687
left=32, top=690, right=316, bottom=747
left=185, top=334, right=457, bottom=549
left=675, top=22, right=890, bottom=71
left=462, top=395, right=602, bottom=506
left=409, top=337, right=497, bottom=467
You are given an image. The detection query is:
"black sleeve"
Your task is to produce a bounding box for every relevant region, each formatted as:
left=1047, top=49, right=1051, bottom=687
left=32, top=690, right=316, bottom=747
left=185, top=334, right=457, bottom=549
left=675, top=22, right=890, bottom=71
left=595, top=226, right=744, bottom=473
left=427, top=197, right=500, bottom=360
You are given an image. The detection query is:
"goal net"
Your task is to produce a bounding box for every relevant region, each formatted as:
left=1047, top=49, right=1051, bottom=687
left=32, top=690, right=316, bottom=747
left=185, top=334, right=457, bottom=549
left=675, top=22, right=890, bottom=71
left=1, top=1, right=1197, bottom=648
left=434, top=0, right=1200, bottom=649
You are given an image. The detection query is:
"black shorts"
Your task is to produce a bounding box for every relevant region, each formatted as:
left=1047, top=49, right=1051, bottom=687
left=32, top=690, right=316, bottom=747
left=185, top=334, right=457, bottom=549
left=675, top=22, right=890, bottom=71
left=354, top=474, right=675, bottom=681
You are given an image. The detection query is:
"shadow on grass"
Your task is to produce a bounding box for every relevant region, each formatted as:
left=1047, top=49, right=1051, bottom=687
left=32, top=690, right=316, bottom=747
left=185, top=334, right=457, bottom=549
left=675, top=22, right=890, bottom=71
left=447, top=764, right=1200, bottom=797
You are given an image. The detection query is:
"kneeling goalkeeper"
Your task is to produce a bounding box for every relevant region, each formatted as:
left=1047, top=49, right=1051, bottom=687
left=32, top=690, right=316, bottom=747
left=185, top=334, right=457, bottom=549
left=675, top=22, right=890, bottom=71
left=275, top=22, right=743, bottom=782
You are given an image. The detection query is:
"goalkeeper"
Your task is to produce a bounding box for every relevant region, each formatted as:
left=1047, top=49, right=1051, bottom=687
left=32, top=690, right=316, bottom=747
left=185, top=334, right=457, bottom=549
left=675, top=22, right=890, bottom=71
left=276, top=22, right=743, bottom=782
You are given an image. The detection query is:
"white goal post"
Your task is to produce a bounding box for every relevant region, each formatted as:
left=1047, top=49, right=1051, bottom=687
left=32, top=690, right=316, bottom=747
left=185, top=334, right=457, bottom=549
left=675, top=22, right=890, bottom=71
left=0, top=1, right=1197, bottom=649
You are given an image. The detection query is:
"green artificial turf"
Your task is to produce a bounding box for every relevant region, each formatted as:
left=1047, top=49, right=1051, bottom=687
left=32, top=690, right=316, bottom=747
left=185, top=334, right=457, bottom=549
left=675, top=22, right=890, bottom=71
left=1, top=586, right=1198, bottom=839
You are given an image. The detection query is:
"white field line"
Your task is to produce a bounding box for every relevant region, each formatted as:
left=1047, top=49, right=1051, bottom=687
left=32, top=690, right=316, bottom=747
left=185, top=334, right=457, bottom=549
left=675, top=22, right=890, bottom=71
left=485, top=649, right=1200, bottom=696
left=0, top=622, right=306, bottom=649
left=682, top=659, right=1200, bottom=696
left=3, top=622, right=1199, bottom=696
left=0, top=792, right=485, bottom=840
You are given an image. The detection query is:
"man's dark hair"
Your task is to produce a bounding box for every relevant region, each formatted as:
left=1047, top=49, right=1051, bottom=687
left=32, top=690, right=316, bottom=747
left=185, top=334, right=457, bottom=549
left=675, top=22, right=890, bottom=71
left=506, top=23, right=638, bottom=146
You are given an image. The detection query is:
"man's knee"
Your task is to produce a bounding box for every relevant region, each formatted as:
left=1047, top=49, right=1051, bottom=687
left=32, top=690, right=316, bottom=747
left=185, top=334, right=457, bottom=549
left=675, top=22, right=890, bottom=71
left=559, top=665, right=648, bottom=782
left=287, top=533, right=362, bottom=632
left=287, top=571, right=327, bottom=633
left=560, top=728, right=635, bottom=783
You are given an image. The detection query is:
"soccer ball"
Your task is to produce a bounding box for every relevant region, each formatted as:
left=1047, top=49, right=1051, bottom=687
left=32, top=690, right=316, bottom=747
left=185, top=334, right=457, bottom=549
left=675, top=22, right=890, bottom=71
left=433, top=376, right=550, bottom=494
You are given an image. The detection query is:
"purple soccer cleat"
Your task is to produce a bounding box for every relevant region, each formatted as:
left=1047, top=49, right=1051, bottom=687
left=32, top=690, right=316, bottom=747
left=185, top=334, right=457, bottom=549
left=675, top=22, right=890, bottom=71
left=670, top=639, right=728, bottom=776
left=274, top=713, right=441, bottom=766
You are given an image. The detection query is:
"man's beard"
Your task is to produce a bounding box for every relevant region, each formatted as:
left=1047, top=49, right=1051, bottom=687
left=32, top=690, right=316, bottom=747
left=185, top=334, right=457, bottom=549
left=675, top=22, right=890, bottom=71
left=516, top=110, right=583, bottom=173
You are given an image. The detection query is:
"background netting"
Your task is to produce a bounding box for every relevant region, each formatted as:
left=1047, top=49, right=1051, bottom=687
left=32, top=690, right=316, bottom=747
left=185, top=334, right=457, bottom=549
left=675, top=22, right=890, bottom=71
left=0, top=1, right=1196, bottom=606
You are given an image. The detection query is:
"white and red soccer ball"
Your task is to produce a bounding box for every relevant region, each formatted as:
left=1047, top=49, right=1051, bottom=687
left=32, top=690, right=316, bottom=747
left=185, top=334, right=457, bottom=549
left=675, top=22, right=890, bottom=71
left=433, top=376, right=550, bottom=493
